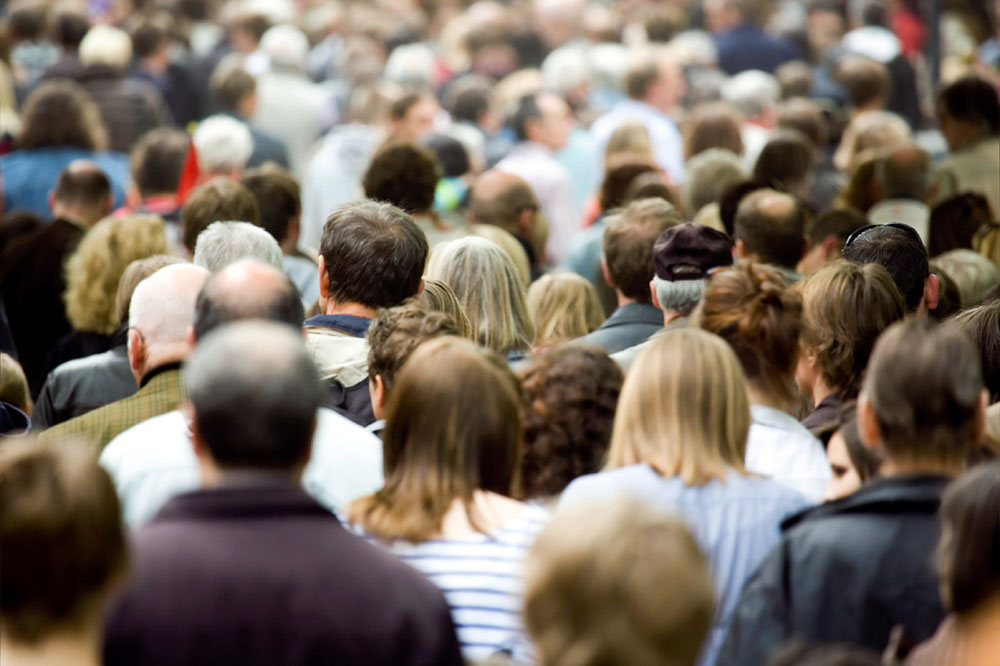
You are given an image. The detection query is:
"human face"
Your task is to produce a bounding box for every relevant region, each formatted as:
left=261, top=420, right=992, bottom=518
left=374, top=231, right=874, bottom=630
left=825, top=430, right=861, bottom=501
left=535, top=93, right=573, bottom=152
left=397, top=97, right=439, bottom=142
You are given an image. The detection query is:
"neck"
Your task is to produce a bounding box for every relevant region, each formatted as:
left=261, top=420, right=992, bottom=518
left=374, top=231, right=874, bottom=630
left=810, top=376, right=835, bottom=409
left=879, top=457, right=965, bottom=478
left=616, top=292, right=637, bottom=308
left=135, top=347, right=187, bottom=385
left=662, top=310, right=683, bottom=326
left=0, top=625, right=101, bottom=666
left=323, top=302, right=377, bottom=319
left=748, top=383, right=796, bottom=414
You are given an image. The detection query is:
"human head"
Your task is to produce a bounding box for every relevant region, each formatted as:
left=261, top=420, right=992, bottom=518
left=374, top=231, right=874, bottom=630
left=683, top=148, right=745, bottom=216
left=525, top=496, right=714, bottom=666
left=129, top=18, right=170, bottom=64
left=796, top=260, right=906, bottom=401
left=0, top=354, right=31, bottom=415
left=928, top=193, right=993, bottom=258
left=834, top=54, right=889, bottom=111
left=181, top=178, right=261, bottom=254
left=78, top=25, right=132, bottom=70
left=469, top=170, right=539, bottom=240
left=683, top=101, right=743, bottom=160
left=609, top=328, right=751, bottom=485
left=365, top=301, right=462, bottom=419
left=210, top=62, right=257, bottom=117
left=346, top=337, right=522, bottom=542
left=528, top=273, right=605, bottom=348
left=510, top=91, right=573, bottom=151
left=776, top=97, right=829, bottom=149
left=65, top=215, right=170, bottom=335
left=624, top=47, right=684, bottom=113
left=937, top=76, right=1000, bottom=151
left=936, top=461, right=1000, bottom=614
left=598, top=161, right=660, bottom=212
left=752, top=130, right=816, bottom=198
left=719, top=179, right=768, bottom=236
left=50, top=161, right=112, bottom=227
left=192, top=115, right=253, bottom=176
left=797, top=209, right=868, bottom=275
left=824, top=403, right=882, bottom=501
left=18, top=80, right=107, bottom=151
left=318, top=201, right=428, bottom=312
left=114, top=255, right=186, bottom=329
left=519, top=345, right=622, bottom=499
left=193, top=221, right=283, bottom=272
left=722, top=70, right=780, bottom=123
left=186, top=322, right=323, bottom=479
left=389, top=90, right=438, bottom=142
left=834, top=110, right=910, bottom=171
left=130, top=128, right=189, bottom=199
left=0, top=443, right=127, bottom=645
left=362, top=142, right=440, bottom=215
left=931, top=250, right=1000, bottom=309
left=603, top=198, right=686, bottom=303
left=733, top=189, right=807, bottom=270
left=776, top=61, right=815, bottom=100
left=603, top=122, right=654, bottom=172
left=427, top=236, right=535, bottom=355
left=48, top=7, right=89, bottom=51
left=259, top=24, right=309, bottom=73
left=947, top=300, right=1000, bottom=402
left=417, top=278, right=473, bottom=339
left=842, top=223, right=934, bottom=311
left=859, top=318, right=985, bottom=470
left=240, top=167, right=301, bottom=251
left=875, top=143, right=931, bottom=202
left=695, top=263, right=802, bottom=407
left=651, top=222, right=734, bottom=318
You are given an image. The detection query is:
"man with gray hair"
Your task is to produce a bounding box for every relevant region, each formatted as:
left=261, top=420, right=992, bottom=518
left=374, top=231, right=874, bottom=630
left=193, top=220, right=283, bottom=272
left=869, top=143, right=933, bottom=245
left=39, top=263, right=210, bottom=452
left=191, top=115, right=254, bottom=179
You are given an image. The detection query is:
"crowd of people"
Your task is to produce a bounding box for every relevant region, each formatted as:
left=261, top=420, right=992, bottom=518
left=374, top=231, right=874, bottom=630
left=1, top=1, right=999, bottom=665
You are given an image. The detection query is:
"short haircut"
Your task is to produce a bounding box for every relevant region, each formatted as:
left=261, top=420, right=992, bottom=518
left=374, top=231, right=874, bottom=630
left=186, top=322, right=322, bottom=470
left=469, top=172, right=536, bottom=234
left=525, top=496, right=714, bottom=666
left=798, top=261, right=906, bottom=397
left=834, top=54, right=889, bottom=109
left=806, top=209, right=868, bottom=247
left=722, top=70, right=780, bottom=119
left=684, top=148, right=745, bottom=214
left=129, top=19, right=167, bottom=60
left=366, top=301, right=461, bottom=392
left=181, top=178, right=260, bottom=253
left=210, top=63, right=256, bottom=113
left=509, top=93, right=542, bottom=142
left=776, top=98, right=827, bottom=148
left=734, top=189, right=807, bottom=269
left=320, top=201, right=428, bottom=309
left=864, top=318, right=983, bottom=464
left=842, top=224, right=929, bottom=310
left=624, top=52, right=660, bottom=100
left=599, top=161, right=658, bottom=211
left=389, top=90, right=430, bottom=121
left=192, top=115, right=253, bottom=174
left=240, top=167, right=301, bottom=245
left=875, top=144, right=931, bottom=200
left=937, top=461, right=1000, bottom=614
left=0, top=443, right=127, bottom=643
left=362, top=142, right=441, bottom=214
left=445, top=75, right=492, bottom=123
left=114, top=254, right=185, bottom=327
left=719, top=179, right=769, bottom=237
left=947, top=300, right=1000, bottom=402
left=192, top=221, right=283, bottom=272
left=130, top=128, right=189, bottom=198
left=603, top=199, right=685, bottom=302
left=518, top=345, right=623, bottom=499
left=752, top=130, right=816, bottom=193
left=528, top=273, right=605, bottom=346
left=776, top=60, right=814, bottom=100
left=683, top=101, right=743, bottom=160
left=652, top=275, right=706, bottom=314
left=48, top=8, right=89, bottom=49
left=937, top=75, right=1000, bottom=137
left=129, top=263, right=210, bottom=346
left=192, top=260, right=304, bottom=341
left=52, top=163, right=111, bottom=209
left=78, top=25, right=132, bottom=68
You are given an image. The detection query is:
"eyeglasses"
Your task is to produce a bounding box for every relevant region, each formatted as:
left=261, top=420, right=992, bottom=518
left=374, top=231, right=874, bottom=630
left=844, top=223, right=922, bottom=249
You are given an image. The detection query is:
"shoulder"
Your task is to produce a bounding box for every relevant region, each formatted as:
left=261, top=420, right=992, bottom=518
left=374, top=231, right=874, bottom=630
left=560, top=465, right=660, bottom=507
left=101, top=411, right=186, bottom=467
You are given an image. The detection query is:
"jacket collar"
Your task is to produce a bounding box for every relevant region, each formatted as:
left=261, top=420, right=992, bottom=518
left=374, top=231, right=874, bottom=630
left=139, top=362, right=183, bottom=389
left=602, top=302, right=663, bottom=328
left=153, top=477, right=337, bottom=524
left=304, top=314, right=371, bottom=337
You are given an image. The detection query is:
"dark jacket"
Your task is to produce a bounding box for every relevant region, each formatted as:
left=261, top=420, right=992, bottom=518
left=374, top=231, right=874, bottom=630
left=716, top=25, right=802, bottom=75
left=104, top=480, right=464, bottom=666
left=717, top=475, right=949, bottom=665
left=33, top=344, right=136, bottom=429
left=575, top=302, right=663, bottom=354
left=76, top=64, right=169, bottom=153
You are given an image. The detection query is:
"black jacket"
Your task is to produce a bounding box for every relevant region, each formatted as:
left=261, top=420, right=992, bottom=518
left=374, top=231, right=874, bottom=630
left=717, top=475, right=949, bottom=665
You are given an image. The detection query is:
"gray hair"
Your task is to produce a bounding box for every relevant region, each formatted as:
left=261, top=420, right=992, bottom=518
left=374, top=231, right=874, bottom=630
left=684, top=148, right=746, bottom=214
left=129, top=263, right=211, bottom=346
left=932, top=250, right=1000, bottom=308
left=542, top=45, right=590, bottom=96
left=79, top=25, right=132, bottom=68
left=193, top=221, right=283, bottom=272
left=193, top=115, right=253, bottom=174
left=876, top=144, right=931, bottom=200
left=722, top=70, right=780, bottom=119
left=260, top=24, right=309, bottom=72
left=653, top=275, right=706, bottom=315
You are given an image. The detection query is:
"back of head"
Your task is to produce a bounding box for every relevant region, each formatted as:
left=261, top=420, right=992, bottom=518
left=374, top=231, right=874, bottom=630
left=366, top=301, right=462, bottom=393
left=18, top=80, right=108, bottom=151
left=752, top=130, right=816, bottom=195
left=362, top=142, right=441, bottom=214
left=603, top=198, right=685, bottom=302
left=417, top=278, right=474, bottom=339
left=624, top=50, right=661, bottom=101
left=931, top=249, right=1000, bottom=308
left=193, top=259, right=304, bottom=341
left=470, top=170, right=536, bottom=235
left=719, top=179, right=768, bottom=236
left=0, top=442, right=126, bottom=644
left=609, top=328, right=751, bottom=485
left=49, top=8, right=90, bottom=50
left=776, top=98, right=827, bottom=148
left=240, top=167, right=301, bottom=245
left=938, top=76, right=1000, bottom=138
left=129, top=263, right=211, bottom=346
left=469, top=224, right=533, bottom=287
left=684, top=101, right=744, bottom=160
left=864, top=318, right=983, bottom=465
left=510, top=93, right=544, bottom=142
left=806, top=209, right=868, bottom=248
left=876, top=144, right=931, bottom=201
left=129, top=19, right=167, bottom=61
left=798, top=260, right=906, bottom=397
left=78, top=25, right=132, bottom=69
left=114, top=255, right=186, bottom=327
left=525, top=497, right=714, bottom=666
left=528, top=273, right=605, bottom=346
left=946, top=300, right=1000, bottom=402
left=131, top=128, right=189, bottom=199
left=734, top=189, right=806, bottom=270
left=52, top=161, right=111, bottom=215
left=259, top=24, right=308, bottom=72
left=842, top=224, right=928, bottom=310
left=185, top=321, right=323, bottom=471
left=319, top=201, right=428, bottom=310
left=722, top=70, right=780, bottom=119
left=210, top=62, right=256, bottom=114
left=684, top=148, right=745, bottom=215
left=192, top=115, right=253, bottom=175
left=193, top=221, right=283, bottom=272
left=599, top=160, right=658, bottom=211
left=834, top=54, right=889, bottom=110
left=181, top=178, right=260, bottom=253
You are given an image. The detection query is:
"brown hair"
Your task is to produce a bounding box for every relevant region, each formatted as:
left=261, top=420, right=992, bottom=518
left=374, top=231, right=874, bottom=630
left=241, top=166, right=301, bottom=245
left=366, top=300, right=462, bottom=393
left=834, top=54, right=889, bottom=110
left=519, top=345, right=623, bottom=499
left=598, top=160, right=658, bottom=211
left=947, top=300, right=1000, bottom=402
left=528, top=273, right=605, bottom=347
left=346, top=337, right=522, bottom=542
left=603, top=198, right=685, bottom=302
left=603, top=122, right=653, bottom=172
left=130, top=128, right=189, bottom=198
left=18, top=80, right=108, bottom=151
left=181, top=177, right=260, bottom=253
left=417, top=278, right=473, bottom=339
left=683, top=101, right=744, bottom=160
left=362, top=142, right=441, bottom=215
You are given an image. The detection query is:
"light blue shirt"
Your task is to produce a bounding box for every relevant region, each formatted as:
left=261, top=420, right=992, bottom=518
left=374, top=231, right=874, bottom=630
left=560, top=463, right=808, bottom=666
left=589, top=99, right=685, bottom=184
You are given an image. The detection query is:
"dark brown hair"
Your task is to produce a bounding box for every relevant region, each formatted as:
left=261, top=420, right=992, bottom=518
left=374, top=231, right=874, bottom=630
left=362, top=142, right=441, bottom=214
left=241, top=166, right=301, bottom=245
left=683, top=101, right=743, bottom=160
left=181, top=177, right=260, bottom=252
left=366, top=300, right=461, bottom=392
left=131, top=128, right=189, bottom=198
left=602, top=198, right=684, bottom=302
left=18, top=80, right=108, bottom=151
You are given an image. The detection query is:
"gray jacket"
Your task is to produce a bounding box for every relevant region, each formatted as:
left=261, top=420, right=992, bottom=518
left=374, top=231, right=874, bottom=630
left=33, top=345, right=137, bottom=429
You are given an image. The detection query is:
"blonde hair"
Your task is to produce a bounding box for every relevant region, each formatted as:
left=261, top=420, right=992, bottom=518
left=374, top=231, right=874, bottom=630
left=64, top=216, right=169, bottom=334
left=604, top=122, right=653, bottom=172
left=607, top=328, right=750, bottom=485
left=418, top=278, right=473, bottom=339
left=426, top=237, right=535, bottom=355
left=0, top=354, right=32, bottom=415
left=79, top=25, right=133, bottom=69
left=469, top=223, right=532, bottom=287
left=528, top=272, right=605, bottom=347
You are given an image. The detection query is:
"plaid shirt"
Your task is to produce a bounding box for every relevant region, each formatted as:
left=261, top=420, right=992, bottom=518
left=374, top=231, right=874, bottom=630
left=39, top=365, right=185, bottom=456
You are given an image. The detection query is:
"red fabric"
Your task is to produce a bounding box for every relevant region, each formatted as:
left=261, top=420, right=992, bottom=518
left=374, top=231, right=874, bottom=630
left=175, top=140, right=200, bottom=204
left=891, top=8, right=926, bottom=59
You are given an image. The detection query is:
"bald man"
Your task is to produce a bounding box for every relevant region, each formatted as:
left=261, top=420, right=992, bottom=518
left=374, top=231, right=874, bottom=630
left=40, top=263, right=211, bottom=453
left=869, top=144, right=932, bottom=245
left=469, top=170, right=545, bottom=278
left=733, top=189, right=808, bottom=281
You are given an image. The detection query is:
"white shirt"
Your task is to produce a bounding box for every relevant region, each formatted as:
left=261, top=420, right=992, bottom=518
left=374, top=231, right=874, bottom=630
left=495, top=141, right=580, bottom=265
left=100, top=407, right=384, bottom=526
left=589, top=99, right=685, bottom=184
left=746, top=405, right=831, bottom=505
left=868, top=199, right=931, bottom=246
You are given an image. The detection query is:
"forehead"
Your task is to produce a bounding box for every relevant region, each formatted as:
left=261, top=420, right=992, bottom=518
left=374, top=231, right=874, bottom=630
left=537, top=92, right=569, bottom=116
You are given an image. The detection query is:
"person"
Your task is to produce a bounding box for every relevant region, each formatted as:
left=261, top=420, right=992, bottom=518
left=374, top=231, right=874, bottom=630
left=796, top=209, right=868, bottom=275
left=519, top=345, right=623, bottom=502
left=468, top=170, right=545, bottom=279
left=796, top=261, right=907, bottom=430
left=903, top=461, right=1000, bottom=666
left=842, top=223, right=939, bottom=313
left=527, top=273, right=605, bottom=351
left=721, top=70, right=781, bottom=170
left=868, top=143, right=933, bottom=245
left=525, top=497, right=715, bottom=666
left=346, top=337, right=549, bottom=662
left=39, top=264, right=210, bottom=453
left=560, top=328, right=809, bottom=666
left=752, top=130, right=816, bottom=202
left=0, top=443, right=128, bottom=666
left=180, top=178, right=260, bottom=257
left=192, top=221, right=283, bottom=272
left=494, top=91, right=577, bottom=265
left=115, top=128, right=189, bottom=231
left=932, top=250, right=1000, bottom=309
left=696, top=263, right=831, bottom=504
left=705, top=0, right=801, bottom=75
left=733, top=189, right=808, bottom=282
left=209, top=61, right=290, bottom=169
left=103, top=322, right=463, bottom=666
left=822, top=404, right=882, bottom=502
left=427, top=236, right=535, bottom=359
left=834, top=54, right=890, bottom=116
left=417, top=278, right=474, bottom=339
left=719, top=318, right=987, bottom=664
left=683, top=148, right=745, bottom=230
left=0, top=162, right=112, bottom=394
left=189, top=114, right=254, bottom=185
left=129, top=18, right=202, bottom=128
left=0, top=354, right=32, bottom=419
left=683, top=101, right=744, bottom=161
left=306, top=201, right=428, bottom=425
left=33, top=255, right=183, bottom=429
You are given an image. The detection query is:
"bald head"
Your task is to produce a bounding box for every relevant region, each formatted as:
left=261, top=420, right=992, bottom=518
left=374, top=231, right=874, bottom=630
left=470, top=170, right=537, bottom=235
left=129, top=264, right=211, bottom=346
left=51, top=160, right=112, bottom=226
left=876, top=144, right=931, bottom=201
left=192, top=259, right=304, bottom=341
left=734, top=189, right=806, bottom=270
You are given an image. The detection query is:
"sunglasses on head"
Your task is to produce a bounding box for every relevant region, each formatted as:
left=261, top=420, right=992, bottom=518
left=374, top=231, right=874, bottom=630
left=844, top=223, right=922, bottom=249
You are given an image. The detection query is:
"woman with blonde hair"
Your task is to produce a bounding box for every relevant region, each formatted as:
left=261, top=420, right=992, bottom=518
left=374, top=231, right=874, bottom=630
left=426, top=236, right=535, bottom=359
left=417, top=278, right=473, bottom=340
left=560, top=328, right=808, bottom=666
left=347, top=337, right=548, bottom=662
left=527, top=272, right=605, bottom=351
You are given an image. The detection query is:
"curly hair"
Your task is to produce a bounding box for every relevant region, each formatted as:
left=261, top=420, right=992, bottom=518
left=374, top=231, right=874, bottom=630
left=362, top=142, right=441, bottom=214
left=63, top=215, right=169, bottom=334
left=519, top=345, right=623, bottom=499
